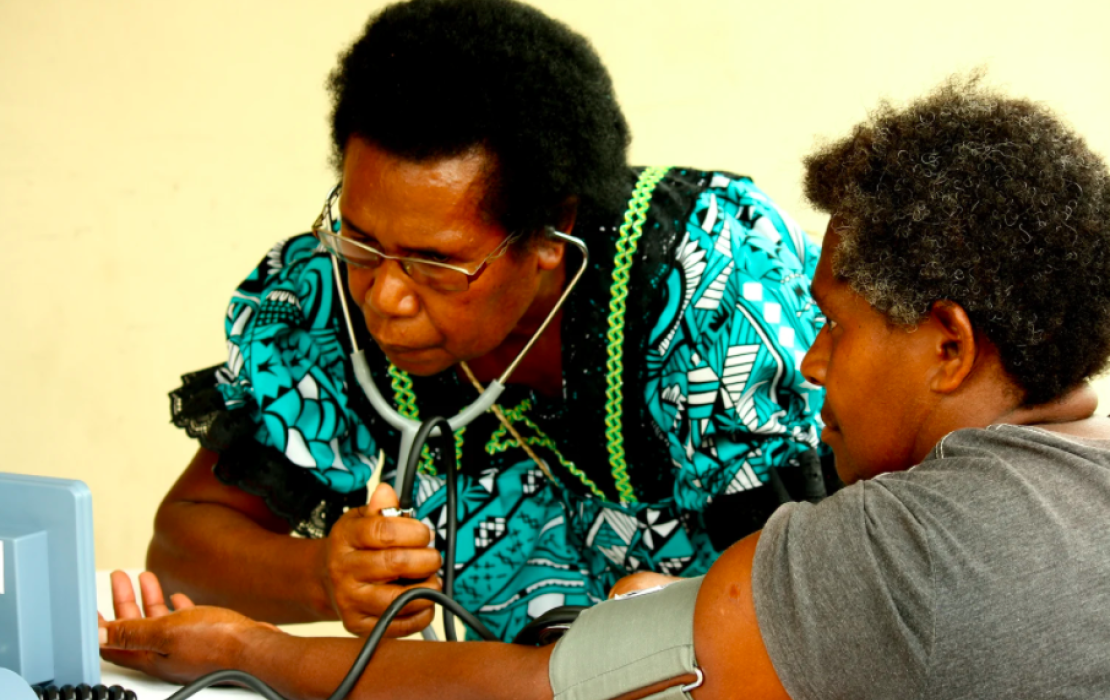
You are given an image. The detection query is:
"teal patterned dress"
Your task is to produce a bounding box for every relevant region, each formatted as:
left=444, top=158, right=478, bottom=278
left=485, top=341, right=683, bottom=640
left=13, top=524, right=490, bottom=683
left=171, top=167, right=826, bottom=640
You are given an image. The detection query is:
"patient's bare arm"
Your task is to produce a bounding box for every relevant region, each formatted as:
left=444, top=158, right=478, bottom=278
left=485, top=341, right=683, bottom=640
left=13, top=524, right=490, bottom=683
left=693, top=534, right=790, bottom=700
left=107, top=532, right=791, bottom=699
left=102, top=570, right=553, bottom=700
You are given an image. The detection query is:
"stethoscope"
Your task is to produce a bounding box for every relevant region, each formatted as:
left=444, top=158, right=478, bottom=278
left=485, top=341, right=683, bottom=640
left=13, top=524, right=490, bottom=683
left=326, top=229, right=589, bottom=640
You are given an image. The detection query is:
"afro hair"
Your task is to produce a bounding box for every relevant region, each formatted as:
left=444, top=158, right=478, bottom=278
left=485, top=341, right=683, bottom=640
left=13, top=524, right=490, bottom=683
left=328, top=0, right=631, bottom=239
left=805, top=75, right=1110, bottom=404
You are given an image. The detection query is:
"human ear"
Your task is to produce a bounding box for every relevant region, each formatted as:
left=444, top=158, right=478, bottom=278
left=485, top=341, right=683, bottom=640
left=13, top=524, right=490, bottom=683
left=533, top=197, right=576, bottom=272
left=926, top=300, right=977, bottom=394
left=556, top=196, right=578, bottom=236
left=534, top=233, right=566, bottom=271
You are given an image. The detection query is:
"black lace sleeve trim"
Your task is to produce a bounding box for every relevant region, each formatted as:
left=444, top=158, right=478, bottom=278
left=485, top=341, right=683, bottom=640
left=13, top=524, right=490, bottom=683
left=170, top=366, right=255, bottom=451
left=169, top=366, right=363, bottom=538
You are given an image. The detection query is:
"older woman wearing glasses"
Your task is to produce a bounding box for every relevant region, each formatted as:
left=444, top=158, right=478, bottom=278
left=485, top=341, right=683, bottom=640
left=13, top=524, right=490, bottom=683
left=151, top=0, right=825, bottom=642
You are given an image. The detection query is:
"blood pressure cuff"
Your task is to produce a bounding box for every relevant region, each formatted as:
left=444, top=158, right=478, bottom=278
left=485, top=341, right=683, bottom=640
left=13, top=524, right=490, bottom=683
left=549, top=576, right=704, bottom=700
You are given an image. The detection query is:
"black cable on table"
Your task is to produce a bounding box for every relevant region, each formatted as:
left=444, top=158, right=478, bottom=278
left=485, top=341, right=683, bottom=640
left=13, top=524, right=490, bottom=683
left=164, top=671, right=289, bottom=700
left=165, top=588, right=497, bottom=700
left=324, top=588, right=497, bottom=700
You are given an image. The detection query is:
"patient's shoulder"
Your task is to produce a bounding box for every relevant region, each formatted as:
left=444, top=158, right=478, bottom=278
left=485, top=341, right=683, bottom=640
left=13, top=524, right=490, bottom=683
left=1030, top=416, right=1110, bottom=440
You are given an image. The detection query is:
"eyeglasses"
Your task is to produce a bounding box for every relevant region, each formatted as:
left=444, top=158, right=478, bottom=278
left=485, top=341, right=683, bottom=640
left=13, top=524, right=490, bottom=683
left=312, top=184, right=521, bottom=292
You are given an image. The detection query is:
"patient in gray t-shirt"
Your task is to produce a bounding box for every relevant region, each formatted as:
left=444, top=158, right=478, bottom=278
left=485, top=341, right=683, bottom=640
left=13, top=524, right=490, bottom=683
left=754, top=425, right=1110, bottom=699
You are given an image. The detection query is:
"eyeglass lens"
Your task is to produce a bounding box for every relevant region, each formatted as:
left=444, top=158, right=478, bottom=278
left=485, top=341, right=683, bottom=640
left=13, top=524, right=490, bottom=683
left=321, top=188, right=483, bottom=292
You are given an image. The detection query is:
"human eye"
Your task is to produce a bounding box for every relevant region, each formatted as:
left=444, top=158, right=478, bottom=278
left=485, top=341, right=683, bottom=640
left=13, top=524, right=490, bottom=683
left=336, top=236, right=383, bottom=267
left=410, top=249, right=452, bottom=264
left=342, top=228, right=376, bottom=246
left=406, top=260, right=468, bottom=292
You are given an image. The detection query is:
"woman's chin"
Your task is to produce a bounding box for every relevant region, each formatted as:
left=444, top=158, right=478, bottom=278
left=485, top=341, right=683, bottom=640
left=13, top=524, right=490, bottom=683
left=385, top=348, right=451, bottom=376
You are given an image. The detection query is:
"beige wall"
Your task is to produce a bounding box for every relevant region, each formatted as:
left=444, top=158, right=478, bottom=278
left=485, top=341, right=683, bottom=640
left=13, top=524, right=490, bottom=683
left=1, top=0, right=1108, bottom=570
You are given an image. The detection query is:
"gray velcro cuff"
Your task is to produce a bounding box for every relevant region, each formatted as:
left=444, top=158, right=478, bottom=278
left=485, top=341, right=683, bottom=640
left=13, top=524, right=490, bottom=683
left=549, top=576, right=703, bottom=700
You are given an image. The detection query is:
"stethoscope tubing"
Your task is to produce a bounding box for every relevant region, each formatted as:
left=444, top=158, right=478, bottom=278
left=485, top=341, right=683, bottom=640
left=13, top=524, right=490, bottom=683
left=329, top=229, right=588, bottom=502
left=327, top=230, right=589, bottom=640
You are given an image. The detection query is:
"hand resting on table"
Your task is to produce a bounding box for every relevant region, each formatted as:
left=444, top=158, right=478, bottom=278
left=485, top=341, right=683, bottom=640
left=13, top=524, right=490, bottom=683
left=99, top=571, right=276, bottom=686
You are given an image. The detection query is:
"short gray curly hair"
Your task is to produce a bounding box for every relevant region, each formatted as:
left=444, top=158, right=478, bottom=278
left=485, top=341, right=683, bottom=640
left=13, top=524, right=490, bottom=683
left=804, top=75, right=1110, bottom=405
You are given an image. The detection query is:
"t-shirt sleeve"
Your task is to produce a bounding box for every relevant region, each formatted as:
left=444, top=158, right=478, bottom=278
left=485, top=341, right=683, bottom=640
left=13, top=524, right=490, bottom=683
left=752, top=481, right=934, bottom=700
left=642, top=174, right=825, bottom=514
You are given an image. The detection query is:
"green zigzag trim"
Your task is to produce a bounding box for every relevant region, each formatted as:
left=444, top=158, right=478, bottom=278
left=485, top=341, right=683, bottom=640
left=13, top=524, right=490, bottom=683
left=386, top=374, right=602, bottom=497
left=484, top=399, right=606, bottom=499
left=386, top=160, right=668, bottom=503
left=388, top=364, right=438, bottom=475
left=452, top=426, right=466, bottom=470
left=604, top=166, right=670, bottom=504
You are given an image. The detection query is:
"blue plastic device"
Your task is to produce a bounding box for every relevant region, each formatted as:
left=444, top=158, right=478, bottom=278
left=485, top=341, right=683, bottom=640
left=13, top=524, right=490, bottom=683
left=0, top=472, right=100, bottom=693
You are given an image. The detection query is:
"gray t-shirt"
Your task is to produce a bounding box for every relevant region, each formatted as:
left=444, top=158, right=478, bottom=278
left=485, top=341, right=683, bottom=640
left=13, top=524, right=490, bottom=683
left=753, top=425, right=1110, bottom=699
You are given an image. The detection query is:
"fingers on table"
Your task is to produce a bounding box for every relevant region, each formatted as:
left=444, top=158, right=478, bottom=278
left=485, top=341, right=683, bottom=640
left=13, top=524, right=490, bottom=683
left=138, top=571, right=172, bottom=618
left=101, top=618, right=168, bottom=656
left=170, top=592, right=196, bottom=610
left=110, top=570, right=143, bottom=621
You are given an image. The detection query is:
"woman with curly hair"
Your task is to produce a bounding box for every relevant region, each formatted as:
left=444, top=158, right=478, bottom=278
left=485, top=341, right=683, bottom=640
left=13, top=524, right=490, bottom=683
left=148, top=0, right=825, bottom=644
left=104, top=75, right=1110, bottom=699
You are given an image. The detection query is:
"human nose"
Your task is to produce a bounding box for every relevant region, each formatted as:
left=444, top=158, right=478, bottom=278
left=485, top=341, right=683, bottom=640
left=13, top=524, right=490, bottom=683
left=365, top=260, right=420, bottom=318
left=801, top=325, right=829, bottom=387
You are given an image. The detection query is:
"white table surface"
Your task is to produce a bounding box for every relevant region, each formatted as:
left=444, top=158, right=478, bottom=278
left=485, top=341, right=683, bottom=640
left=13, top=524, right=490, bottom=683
left=96, top=570, right=352, bottom=700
